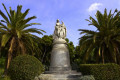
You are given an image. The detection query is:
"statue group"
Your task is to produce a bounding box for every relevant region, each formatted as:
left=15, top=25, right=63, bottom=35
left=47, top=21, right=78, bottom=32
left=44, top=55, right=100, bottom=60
left=53, top=19, right=66, bottom=40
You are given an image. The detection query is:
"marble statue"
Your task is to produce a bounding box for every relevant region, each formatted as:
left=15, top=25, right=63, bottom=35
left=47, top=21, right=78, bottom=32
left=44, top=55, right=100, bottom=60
left=53, top=19, right=66, bottom=40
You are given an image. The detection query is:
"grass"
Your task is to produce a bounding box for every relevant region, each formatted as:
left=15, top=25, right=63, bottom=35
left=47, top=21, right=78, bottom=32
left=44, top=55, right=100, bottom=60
left=0, top=57, right=10, bottom=80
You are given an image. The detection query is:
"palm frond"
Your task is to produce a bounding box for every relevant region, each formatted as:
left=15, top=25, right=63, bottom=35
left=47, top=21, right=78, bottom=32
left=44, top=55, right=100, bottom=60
left=23, top=28, right=45, bottom=35
left=1, top=34, right=11, bottom=47
left=2, top=3, right=11, bottom=21
left=79, top=29, right=96, bottom=35
left=0, top=10, right=9, bottom=23
left=22, top=16, right=36, bottom=25
left=18, top=23, right=41, bottom=30
left=15, top=5, right=22, bottom=20
left=20, top=9, right=30, bottom=19
left=0, top=22, right=9, bottom=31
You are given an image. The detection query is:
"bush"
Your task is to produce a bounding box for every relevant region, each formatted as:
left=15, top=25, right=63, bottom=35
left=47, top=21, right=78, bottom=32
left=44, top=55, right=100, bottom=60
left=78, top=63, right=120, bottom=80
left=8, top=55, right=44, bottom=80
left=0, top=76, right=11, bottom=80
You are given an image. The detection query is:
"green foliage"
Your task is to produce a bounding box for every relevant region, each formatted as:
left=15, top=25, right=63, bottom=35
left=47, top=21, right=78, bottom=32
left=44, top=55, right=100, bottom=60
left=35, top=35, right=53, bottom=70
left=8, top=55, right=44, bottom=80
left=0, top=76, right=11, bottom=80
left=65, top=38, right=69, bottom=43
left=78, top=9, right=120, bottom=64
left=67, top=41, right=75, bottom=63
left=0, top=47, right=8, bottom=58
left=0, top=58, right=11, bottom=80
left=0, top=57, right=5, bottom=68
left=0, top=58, right=5, bottom=77
left=78, top=63, right=120, bottom=80
left=74, top=46, right=84, bottom=64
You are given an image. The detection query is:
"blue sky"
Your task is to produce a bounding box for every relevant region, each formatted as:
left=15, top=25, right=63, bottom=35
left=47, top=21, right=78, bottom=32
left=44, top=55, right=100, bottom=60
left=0, top=0, right=120, bottom=46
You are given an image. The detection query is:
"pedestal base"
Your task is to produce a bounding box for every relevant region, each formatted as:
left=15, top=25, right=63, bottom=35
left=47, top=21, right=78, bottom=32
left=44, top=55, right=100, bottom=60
left=35, top=73, right=82, bottom=80
left=49, top=66, right=71, bottom=71
left=45, top=70, right=79, bottom=74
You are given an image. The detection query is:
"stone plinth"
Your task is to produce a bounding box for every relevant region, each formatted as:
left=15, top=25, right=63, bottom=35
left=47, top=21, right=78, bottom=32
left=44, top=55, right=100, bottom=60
left=35, top=73, right=82, bottom=80
left=49, top=39, right=71, bottom=72
left=40, top=38, right=82, bottom=80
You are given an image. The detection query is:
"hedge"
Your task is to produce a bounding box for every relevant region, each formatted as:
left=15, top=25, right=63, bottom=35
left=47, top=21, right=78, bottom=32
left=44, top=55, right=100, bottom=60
left=8, top=55, right=44, bottom=80
left=78, top=63, right=120, bottom=80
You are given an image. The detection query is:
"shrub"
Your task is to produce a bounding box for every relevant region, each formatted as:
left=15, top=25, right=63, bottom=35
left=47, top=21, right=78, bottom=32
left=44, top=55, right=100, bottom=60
left=0, top=76, right=11, bottom=80
left=78, top=63, right=120, bottom=80
left=8, top=55, right=44, bottom=80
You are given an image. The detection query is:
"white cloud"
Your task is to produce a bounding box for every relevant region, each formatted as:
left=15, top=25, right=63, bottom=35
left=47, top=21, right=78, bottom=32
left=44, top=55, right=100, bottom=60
left=88, top=3, right=103, bottom=12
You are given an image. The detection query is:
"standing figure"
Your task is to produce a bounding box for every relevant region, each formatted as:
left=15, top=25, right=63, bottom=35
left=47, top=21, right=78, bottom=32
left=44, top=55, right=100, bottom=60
left=53, top=19, right=60, bottom=39
left=60, top=21, right=66, bottom=39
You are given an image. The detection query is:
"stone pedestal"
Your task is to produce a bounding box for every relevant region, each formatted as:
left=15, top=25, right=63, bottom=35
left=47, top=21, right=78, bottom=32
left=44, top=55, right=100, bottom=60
left=42, top=39, right=82, bottom=80
left=49, top=39, right=71, bottom=72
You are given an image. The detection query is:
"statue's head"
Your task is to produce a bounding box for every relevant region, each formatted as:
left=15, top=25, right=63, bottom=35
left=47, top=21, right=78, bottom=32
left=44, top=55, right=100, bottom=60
left=57, top=19, right=59, bottom=23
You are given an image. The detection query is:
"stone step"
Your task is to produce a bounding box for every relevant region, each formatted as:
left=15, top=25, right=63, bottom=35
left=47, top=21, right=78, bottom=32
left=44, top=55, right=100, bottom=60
left=35, top=75, right=95, bottom=80
left=45, top=70, right=81, bottom=74
left=42, top=78, right=80, bottom=80
left=36, top=73, right=82, bottom=80
left=52, top=74, right=82, bottom=78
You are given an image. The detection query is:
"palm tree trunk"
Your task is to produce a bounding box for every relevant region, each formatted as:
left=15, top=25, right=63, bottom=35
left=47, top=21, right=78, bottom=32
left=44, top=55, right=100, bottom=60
left=4, top=37, right=15, bottom=75
left=96, top=53, right=99, bottom=63
left=41, top=48, right=46, bottom=63
left=3, top=47, right=13, bottom=75
left=18, top=39, right=26, bottom=55
left=116, top=48, right=120, bottom=64
left=6, top=51, right=12, bottom=69
left=0, top=47, right=1, bottom=57
left=114, top=48, right=117, bottom=63
left=102, top=49, right=105, bottom=64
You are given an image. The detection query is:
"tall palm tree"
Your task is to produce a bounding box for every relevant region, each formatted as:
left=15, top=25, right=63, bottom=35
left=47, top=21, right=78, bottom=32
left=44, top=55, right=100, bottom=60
left=78, top=9, right=120, bottom=64
left=0, top=3, right=45, bottom=74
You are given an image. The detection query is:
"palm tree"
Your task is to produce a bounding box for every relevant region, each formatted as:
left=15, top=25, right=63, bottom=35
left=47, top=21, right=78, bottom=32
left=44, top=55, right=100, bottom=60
left=78, top=9, right=120, bottom=64
left=0, top=3, right=45, bottom=74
